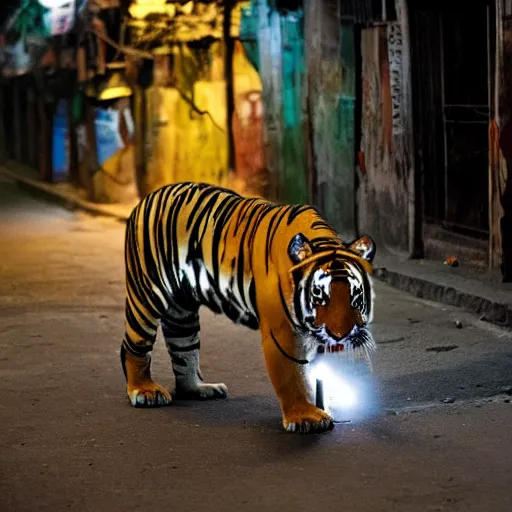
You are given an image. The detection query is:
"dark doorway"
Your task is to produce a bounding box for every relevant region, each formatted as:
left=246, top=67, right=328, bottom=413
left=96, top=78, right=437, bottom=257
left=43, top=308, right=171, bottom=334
left=410, top=0, right=493, bottom=240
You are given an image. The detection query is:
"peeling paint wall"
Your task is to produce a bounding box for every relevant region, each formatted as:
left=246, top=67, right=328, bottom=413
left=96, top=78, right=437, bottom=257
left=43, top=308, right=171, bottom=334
left=357, top=21, right=411, bottom=252
left=249, top=0, right=415, bottom=250
left=305, top=0, right=356, bottom=240
left=256, top=3, right=284, bottom=200
left=255, top=3, right=308, bottom=204
left=280, top=12, right=308, bottom=204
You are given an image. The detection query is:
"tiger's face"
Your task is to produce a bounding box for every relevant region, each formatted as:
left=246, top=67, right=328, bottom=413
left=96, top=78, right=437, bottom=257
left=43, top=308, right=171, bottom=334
left=288, top=233, right=376, bottom=356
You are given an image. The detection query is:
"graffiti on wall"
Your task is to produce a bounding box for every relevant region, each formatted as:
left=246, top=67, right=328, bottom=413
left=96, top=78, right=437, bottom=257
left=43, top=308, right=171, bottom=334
left=387, top=22, right=404, bottom=141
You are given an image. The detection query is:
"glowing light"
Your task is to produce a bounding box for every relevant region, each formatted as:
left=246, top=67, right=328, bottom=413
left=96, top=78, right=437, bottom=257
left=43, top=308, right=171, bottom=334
left=38, top=0, right=70, bottom=7
left=128, top=0, right=176, bottom=19
left=310, top=361, right=357, bottom=411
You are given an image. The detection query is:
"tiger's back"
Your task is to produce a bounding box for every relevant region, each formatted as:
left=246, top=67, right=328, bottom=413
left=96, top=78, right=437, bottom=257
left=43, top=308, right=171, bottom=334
left=125, top=182, right=332, bottom=332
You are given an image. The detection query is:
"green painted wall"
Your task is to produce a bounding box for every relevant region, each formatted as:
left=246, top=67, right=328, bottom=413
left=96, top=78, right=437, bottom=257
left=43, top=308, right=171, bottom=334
left=240, top=1, right=356, bottom=227
left=241, top=2, right=308, bottom=204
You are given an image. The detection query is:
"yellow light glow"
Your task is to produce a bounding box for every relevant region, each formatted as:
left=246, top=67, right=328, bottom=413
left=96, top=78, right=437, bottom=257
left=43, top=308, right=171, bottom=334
left=129, top=0, right=176, bottom=19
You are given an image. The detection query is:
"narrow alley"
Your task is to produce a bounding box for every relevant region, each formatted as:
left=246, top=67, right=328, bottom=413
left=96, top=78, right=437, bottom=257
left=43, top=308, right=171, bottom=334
left=1, top=175, right=511, bottom=512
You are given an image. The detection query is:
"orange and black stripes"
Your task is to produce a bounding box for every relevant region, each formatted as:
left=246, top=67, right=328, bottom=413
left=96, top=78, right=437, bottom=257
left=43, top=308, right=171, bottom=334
left=122, top=182, right=374, bottom=359
left=120, top=181, right=377, bottom=430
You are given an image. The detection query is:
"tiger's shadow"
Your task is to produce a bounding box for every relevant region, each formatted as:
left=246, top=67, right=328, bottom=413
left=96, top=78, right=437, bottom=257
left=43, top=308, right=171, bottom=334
left=161, top=393, right=404, bottom=460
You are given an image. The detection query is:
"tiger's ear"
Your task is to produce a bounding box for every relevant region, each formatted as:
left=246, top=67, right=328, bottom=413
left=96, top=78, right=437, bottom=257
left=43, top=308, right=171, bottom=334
left=349, top=235, right=376, bottom=263
left=288, top=233, right=314, bottom=264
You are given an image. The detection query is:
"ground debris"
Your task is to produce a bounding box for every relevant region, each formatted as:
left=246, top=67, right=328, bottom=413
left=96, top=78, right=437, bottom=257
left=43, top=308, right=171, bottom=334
left=426, top=345, right=459, bottom=353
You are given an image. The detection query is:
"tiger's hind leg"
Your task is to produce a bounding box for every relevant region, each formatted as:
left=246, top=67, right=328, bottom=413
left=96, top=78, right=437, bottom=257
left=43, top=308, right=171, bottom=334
left=121, top=297, right=172, bottom=408
left=161, top=312, right=228, bottom=400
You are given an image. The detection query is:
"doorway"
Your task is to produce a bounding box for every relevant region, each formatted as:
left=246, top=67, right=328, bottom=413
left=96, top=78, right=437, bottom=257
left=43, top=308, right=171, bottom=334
left=410, top=0, right=493, bottom=242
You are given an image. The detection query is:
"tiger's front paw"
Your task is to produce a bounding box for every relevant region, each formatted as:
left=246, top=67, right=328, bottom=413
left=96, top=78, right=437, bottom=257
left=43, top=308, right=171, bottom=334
left=283, top=404, right=334, bottom=434
left=127, top=382, right=172, bottom=408
left=173, top=382, right=228, bottom=400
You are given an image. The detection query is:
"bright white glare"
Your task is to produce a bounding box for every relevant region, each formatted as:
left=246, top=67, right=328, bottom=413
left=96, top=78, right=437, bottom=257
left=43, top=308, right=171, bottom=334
left=310, top=361, right=357, bottom=410
left=38, top=0, right=70, bottom=7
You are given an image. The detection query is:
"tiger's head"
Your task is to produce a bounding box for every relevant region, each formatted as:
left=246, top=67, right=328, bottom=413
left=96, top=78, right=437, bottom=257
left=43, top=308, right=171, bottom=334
left=287, top=233, right=376, bottom=359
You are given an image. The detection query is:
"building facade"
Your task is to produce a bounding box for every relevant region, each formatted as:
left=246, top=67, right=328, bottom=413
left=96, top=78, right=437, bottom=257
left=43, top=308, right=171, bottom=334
left=1, top=0, right=511, bottom=280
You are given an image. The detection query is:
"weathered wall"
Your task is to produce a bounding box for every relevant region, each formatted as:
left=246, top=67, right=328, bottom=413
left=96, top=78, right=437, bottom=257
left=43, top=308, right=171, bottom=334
left=489, top=0, right=505, bottom=270
left=244, top=0, right=416, bottom=249
left=357, top=0, right=414, bottom=253
left=142, top=40, right=263, bottom=196
left=256, top=2, right=308, bottom=204
left=280, top=13, right=308, bottom=205
left=305, top=0, right=356, bottom=240
left=231, top=41, right=267, bottom=196
left=256, top=3, right=284, bottom=200
left=143, top=45, right=228, bottom=193
left=497, top=0, right=512, bottom=279
left=252, top=0, right=357, bottom=235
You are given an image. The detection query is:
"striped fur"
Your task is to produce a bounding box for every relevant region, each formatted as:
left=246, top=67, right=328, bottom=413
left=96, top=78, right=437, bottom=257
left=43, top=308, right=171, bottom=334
left=120, top=182, right=376, bottom=433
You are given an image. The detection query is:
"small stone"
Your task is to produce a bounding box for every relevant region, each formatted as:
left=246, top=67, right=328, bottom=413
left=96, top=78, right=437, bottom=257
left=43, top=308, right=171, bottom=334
left=443, top=397, right=455, bottom=404
left=504, top=399, right=511, bottom=404
left=455, top=320, right=463, bottom=328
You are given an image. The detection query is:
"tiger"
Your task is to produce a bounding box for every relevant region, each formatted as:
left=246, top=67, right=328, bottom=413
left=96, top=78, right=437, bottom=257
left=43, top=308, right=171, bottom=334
left=120, top=182, right=376, bottom=433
